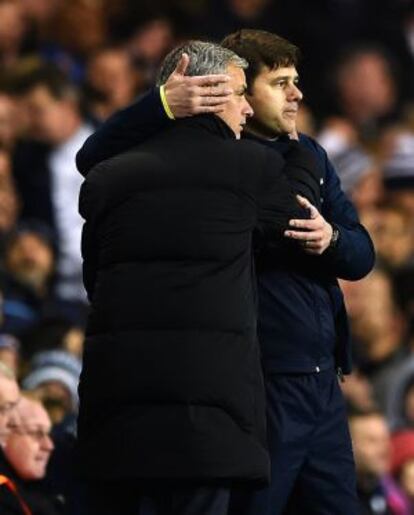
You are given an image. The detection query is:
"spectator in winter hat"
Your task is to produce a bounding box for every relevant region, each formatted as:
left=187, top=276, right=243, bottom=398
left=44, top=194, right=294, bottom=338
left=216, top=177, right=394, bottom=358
left=383, top=131, right=414, bottom=216
left=22, top=350, right=81, bottom=424
left=330, top=146, right=383, bottom=211
left=0, top=334, right=20, bottom=376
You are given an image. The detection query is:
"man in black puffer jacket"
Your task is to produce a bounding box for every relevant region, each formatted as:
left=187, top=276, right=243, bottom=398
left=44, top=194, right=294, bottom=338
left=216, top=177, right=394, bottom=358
left=78, top=41, right=321, bottom=515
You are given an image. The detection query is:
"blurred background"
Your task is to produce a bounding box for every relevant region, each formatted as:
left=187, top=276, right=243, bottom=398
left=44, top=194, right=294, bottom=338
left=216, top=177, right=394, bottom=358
left=1, top=0, right=414, bottom=513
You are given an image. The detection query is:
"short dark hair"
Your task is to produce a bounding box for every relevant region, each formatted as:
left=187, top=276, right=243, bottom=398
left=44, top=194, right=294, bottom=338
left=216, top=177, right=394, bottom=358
left=221, top=29, right=300, bottom=90
left=12, top=64, right=77, bottom=101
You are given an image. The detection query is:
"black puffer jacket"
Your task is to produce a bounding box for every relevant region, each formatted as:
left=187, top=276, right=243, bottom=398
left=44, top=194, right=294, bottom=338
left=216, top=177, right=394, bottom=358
left=77, top=115, right=321, bottom=484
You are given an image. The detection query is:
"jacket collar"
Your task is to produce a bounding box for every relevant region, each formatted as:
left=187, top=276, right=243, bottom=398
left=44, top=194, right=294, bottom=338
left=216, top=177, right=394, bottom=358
left=177, top=114, right=236, bottom=140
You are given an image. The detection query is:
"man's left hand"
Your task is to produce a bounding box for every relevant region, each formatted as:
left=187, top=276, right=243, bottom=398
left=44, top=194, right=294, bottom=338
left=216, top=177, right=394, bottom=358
left=284, top=195, right=333, bottom=255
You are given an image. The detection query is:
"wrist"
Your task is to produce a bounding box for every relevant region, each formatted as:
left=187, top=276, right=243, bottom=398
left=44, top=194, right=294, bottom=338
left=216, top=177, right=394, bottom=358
left=327, top=224, right=340, bottom=251
left=159, top=85, right=175, bottom=120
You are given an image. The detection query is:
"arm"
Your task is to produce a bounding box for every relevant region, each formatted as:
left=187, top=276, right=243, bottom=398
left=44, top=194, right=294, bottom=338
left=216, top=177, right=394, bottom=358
left=285, top=144, right=375, bottom=280
left=256, top=144, right=322, bottom=242
left=318, top=157, right=375, bottom=280
left=76, top=54, right=232, bottom=176
left=76, top=88, right=169, bottom=177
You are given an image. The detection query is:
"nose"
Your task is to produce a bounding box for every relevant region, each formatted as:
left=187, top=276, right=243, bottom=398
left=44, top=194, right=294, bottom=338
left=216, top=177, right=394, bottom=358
left=243, top=97, right=254, bottom=118
left=41, top=434, right=54, bottom=452
left=288, top=83, right=303, bottom=102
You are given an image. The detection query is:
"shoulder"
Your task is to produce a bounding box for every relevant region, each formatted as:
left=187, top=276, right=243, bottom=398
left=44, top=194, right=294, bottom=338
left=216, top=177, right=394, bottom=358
left=299, top=133, right=338, bottom=180
left=299, top=133, right=328, bottom=158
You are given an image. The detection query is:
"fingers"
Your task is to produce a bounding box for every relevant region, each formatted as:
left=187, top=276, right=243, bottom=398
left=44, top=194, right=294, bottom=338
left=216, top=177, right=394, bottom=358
left=189, top=94, right=231, bottom=114
left=296, top=195, right=319, bottom=219
left=288, top=218, right=323, bottom=230
left=296, top=194, right=310, bottom=207
left=173, top=53, right=190, bottom=76
left=301, top=240, right=320, bottom=249
left=194, top=84, right=233, bottom=97
left=190, top=74, right=230, bottom=87
left=297, top=237, right=326, bottom=255
left=192, top=104, right=228, bottom=114
left=198, top=96, right=231, bottom=107
left=284, top=229, right=323, bottom=241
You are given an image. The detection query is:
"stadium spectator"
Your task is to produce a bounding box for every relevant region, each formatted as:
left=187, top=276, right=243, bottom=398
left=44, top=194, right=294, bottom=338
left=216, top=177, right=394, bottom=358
left=328, top=146, right=383, bottom=212
left=330, top=45, right=399, bottom=142
left=12, top=64, right=93, bottom=312
left=0, top=335, right=20, bottom=376
left=387, top=357, right=414, bottom=431
left=43, top=0, right=107, bottom=66
left=1, top=222, right=55, bottom=336
left=22, top=349, right=81, bottom=424
left=349, top=407, right=410, bottom=515
left=383, top=130, right=414, bottom=217
left=375, top=203, right=414, bottom=270
left=20, top=318, right=84, bottom=361
left=127, top=14, right=176, bottom=86
left=84, top=46, right=139, bottom=122
left=1, top=395, right=61, bottom=514
left=0, top=0, right=27, bottom=69
left=342, top=268, right=407, bottom=410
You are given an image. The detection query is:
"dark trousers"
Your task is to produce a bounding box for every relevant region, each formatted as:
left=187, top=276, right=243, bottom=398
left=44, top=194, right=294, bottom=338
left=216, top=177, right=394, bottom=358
left=87, top=481, right=231, bottom=515
left=229, top=369, right=358, bottom=515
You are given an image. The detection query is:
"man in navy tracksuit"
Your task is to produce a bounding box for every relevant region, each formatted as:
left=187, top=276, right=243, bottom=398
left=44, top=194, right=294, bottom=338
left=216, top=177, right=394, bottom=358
left=76, top=31, right=375, bottom=515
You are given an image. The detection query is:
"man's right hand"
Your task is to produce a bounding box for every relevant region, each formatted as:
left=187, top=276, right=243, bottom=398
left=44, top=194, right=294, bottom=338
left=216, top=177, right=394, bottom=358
left=163, top=53, right=232, bottom=118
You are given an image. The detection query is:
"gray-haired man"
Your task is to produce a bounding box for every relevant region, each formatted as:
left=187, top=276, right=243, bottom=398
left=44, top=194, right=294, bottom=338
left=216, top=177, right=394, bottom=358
left=78, top=40, right=321, bottom=515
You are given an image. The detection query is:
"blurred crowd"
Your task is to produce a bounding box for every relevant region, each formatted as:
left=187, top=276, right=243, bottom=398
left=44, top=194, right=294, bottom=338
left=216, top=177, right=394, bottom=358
left=0, top=0, right=413, bottom=513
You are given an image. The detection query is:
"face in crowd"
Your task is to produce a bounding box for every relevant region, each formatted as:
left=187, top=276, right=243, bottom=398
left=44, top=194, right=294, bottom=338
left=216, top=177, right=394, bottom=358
left=350, top=413, right=391, bottom=478
left=6, top=231, right=54, bottom=294
left=4, top=397, right=54, bottom=480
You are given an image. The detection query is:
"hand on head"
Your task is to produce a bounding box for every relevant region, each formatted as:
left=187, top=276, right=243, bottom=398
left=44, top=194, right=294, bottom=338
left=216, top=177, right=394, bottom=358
left=163, top=53, right=232, bottom=118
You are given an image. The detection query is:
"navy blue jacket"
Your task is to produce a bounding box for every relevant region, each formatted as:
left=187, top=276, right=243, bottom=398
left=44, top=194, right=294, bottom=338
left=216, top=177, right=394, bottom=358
left=76, top=89, right=375, bottom=374
left=250, top=134, right=375, bottom=374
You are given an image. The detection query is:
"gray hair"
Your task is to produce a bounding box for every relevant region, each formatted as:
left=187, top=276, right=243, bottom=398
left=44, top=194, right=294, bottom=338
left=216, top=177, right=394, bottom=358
left=157, top=40, right=248, bottom=85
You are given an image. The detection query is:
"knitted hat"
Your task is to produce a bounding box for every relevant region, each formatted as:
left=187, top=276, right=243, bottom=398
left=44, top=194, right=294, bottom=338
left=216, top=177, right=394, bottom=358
left=0, top=334, right=20, bottom=352
left=383, top=132, right=414, bottom=190
left=330, top=147, right=375, bottom=194
left=22, top=350, right=81, bottom=410
left=391, top=430, right=414, bottom=475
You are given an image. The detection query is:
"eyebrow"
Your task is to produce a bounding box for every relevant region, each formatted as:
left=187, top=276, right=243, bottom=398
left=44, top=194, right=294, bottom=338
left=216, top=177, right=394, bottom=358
left=271, top=75, right=299, bottom=82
